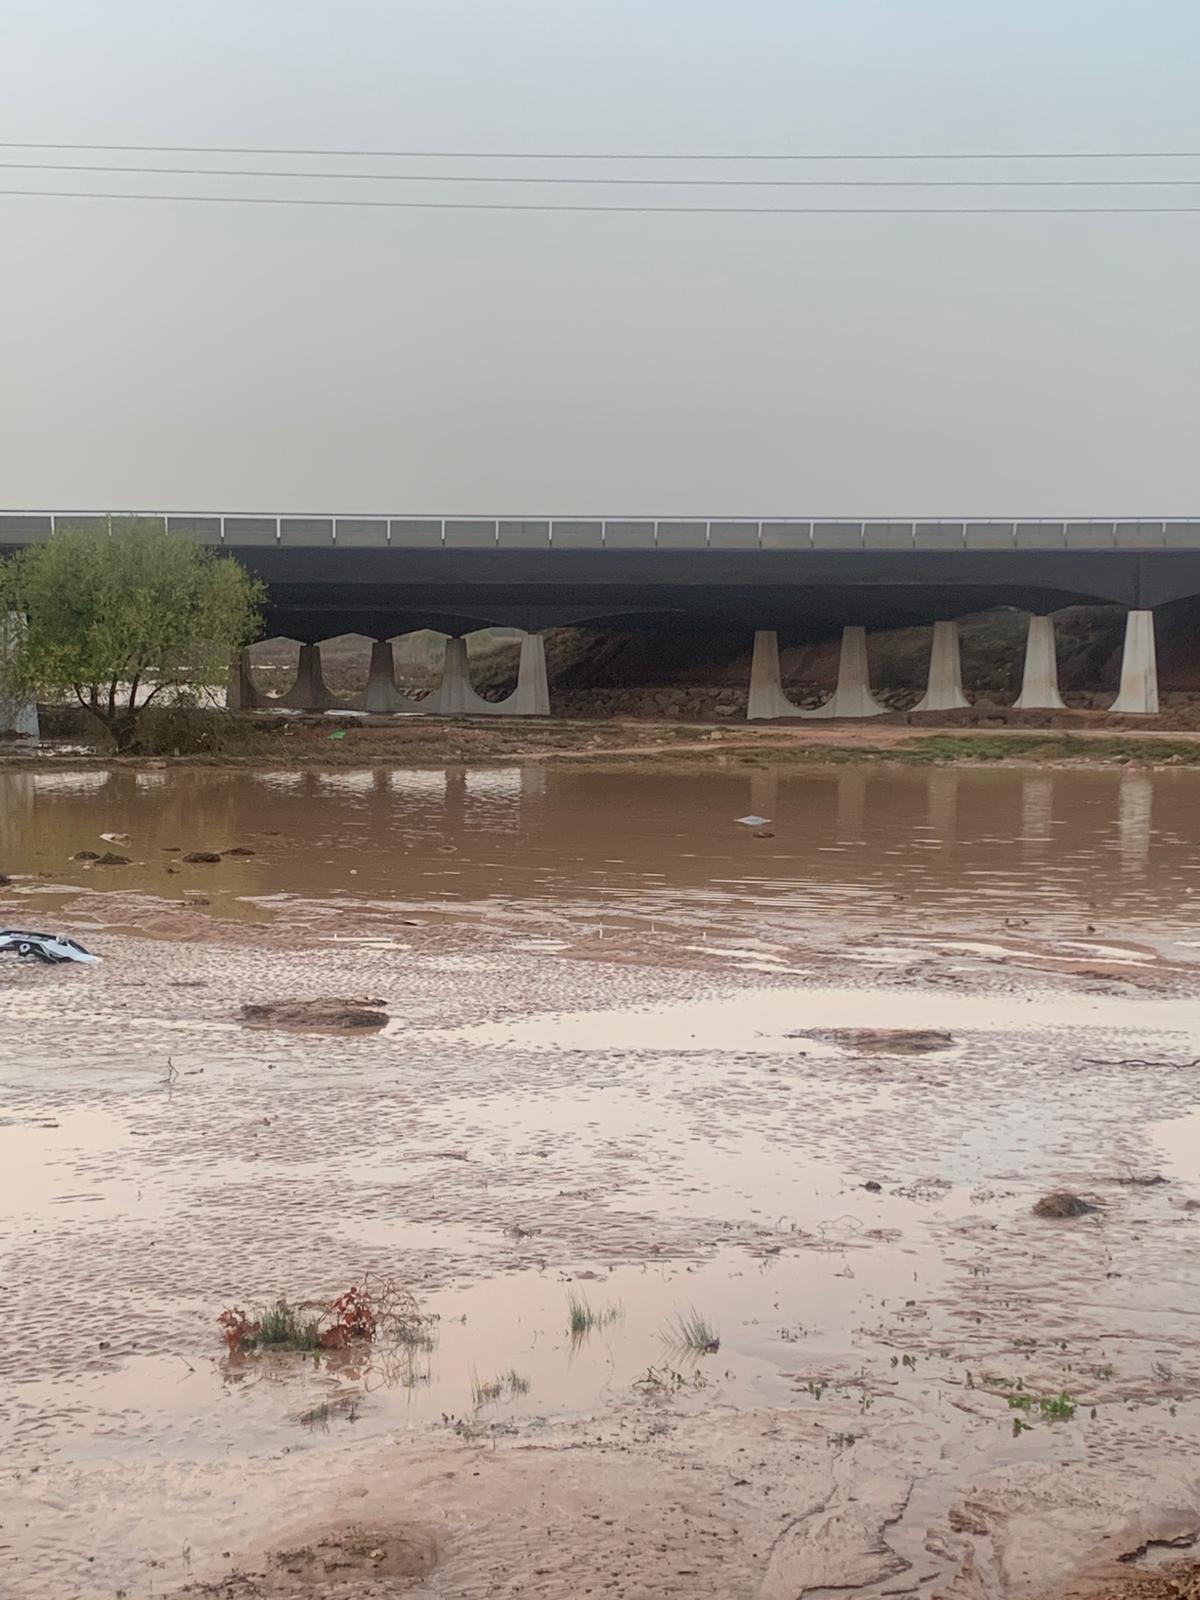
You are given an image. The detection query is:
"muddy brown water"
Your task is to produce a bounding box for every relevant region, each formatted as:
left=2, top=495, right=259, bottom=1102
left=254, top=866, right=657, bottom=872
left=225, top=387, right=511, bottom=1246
left=3, top=762, right=1200, bottom=946
left=3, top=763, right=1200, bottom=1599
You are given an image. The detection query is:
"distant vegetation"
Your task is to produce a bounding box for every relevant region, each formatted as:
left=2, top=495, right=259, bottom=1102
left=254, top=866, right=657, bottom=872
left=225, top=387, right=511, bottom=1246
left=0, top=518, right=263, bottom=752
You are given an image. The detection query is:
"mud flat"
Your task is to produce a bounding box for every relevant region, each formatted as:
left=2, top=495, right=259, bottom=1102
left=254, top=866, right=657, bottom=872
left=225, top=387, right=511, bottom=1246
left=3, top=762, right=1200, bottom=1599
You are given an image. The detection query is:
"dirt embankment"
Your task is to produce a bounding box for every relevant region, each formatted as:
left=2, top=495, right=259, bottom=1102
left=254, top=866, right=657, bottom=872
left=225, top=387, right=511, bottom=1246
left=13, top=712, right=1200, bottom=773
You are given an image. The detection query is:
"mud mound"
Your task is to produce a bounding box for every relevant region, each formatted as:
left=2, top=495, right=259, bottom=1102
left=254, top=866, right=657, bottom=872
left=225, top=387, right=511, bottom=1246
left=240, top=998, right=389, bottom=1032
left=1057, top=1560, right=1200, bottom=1600
left=182, top=1520, right=438, bottom=1596
left=1033, top=1191, right=1101, bottom=1218
left=822, top=1029, right=955, bottom=1055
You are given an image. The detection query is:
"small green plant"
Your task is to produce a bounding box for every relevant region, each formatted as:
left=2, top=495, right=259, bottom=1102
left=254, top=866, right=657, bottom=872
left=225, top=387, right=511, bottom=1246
left=217, top=1274, right=431, bottom=1356
left=470, top=1368, right=531, bottom=1407
left=1005, top=1389, right=1076, bottom=1423
left=469, top=1368, right=504, bottom=1407
left=1012, top=1416, right=1031, bottom=1437
left=567, top=1293, right=622, bottom=1338
left=1039, top=1392, right=1076, bottom=1421
left=662, top=1306, right=720, bottom=1353
left=257, top=1301, right=322, bottom=1350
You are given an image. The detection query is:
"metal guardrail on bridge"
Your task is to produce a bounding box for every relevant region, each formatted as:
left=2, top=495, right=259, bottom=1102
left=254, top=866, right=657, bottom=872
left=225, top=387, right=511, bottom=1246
left=1, top=514, right=1199, bottom=551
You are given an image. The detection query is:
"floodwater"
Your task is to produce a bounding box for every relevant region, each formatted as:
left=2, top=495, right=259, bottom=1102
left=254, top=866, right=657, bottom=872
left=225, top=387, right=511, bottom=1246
left=3, top=762, right=1200, bottom=1599
left=2, top=761, right=1200, bottom=950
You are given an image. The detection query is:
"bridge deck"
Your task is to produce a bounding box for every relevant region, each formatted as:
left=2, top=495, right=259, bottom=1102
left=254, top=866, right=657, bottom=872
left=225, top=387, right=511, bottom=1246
left=2, top=513, right=1199, bottom=552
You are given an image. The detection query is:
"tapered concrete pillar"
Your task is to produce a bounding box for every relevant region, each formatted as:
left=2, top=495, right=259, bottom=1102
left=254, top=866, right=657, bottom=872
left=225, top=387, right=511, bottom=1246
left=427, top=637, right=491, bottom=714
left=426, top=632, right=550, bottom=717
left=1, top=614, right=38, bottom=739
left=225, top=649, right=262, bottom=711
left=747, top=631, right=794, bottom=720
left=279, top=643, right=344, bottom=710
left=365, top=640, right=398, bottom=712
left=914, top=621, right=969, bottom=713
left=512, top=632, right=551, bottom=715
left=806, top=627, right=885, bottom=719
left=747, top=627, right=884, bottom=720
left=361, top=639, right=427, bottom=713
left=1112, top=610, right=1159, bottom=715
left=1014, top=616, right=1066, bottom=710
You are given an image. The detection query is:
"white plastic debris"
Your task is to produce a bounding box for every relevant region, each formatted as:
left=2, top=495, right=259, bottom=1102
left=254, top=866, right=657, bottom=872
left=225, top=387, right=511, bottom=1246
left=0, top=930, right=100, bottom=964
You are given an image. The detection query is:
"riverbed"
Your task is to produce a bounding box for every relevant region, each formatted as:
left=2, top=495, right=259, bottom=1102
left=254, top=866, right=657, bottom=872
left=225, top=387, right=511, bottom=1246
left=3, top=762, right=1199, bottom=1599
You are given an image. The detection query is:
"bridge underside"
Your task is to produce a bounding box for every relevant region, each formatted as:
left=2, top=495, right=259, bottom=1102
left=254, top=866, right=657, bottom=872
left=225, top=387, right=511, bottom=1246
left=242, top=548, right=1200, bottom=642
left=3, top=528, right=1194, bottom=725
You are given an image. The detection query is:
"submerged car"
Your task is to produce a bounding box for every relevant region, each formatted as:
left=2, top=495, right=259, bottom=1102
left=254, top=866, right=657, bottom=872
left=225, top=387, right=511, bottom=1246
left=0, top=929, right=100, bottom=964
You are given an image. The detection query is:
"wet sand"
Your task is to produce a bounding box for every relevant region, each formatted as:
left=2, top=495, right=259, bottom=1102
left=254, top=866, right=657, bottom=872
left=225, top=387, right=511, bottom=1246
left=3, top=763, right=1200, bottom=1599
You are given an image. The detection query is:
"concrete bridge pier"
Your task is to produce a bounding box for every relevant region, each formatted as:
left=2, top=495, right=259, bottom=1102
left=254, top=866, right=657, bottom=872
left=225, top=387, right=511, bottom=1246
left=226, top=649, right=263, bottom=712
left=426, top=637, right=489, bottom=714
left=1112, top=610, right=1160, bottom=714
left=362, top=639, right=427, bottom=713
left=426, top=632, right=551, bottom=716
left=279, top=643, right=349, bottom=711
left=805, top=627, right=886, bottom=719
left=1014, top=616, right=1066, bottom=710
left=914, top=620, right=969, bottom=712
left=511, top=632, right=551, bottom=716
left=748, top=627, right=885, bottom=719
left=1, top=613, right=38, bottom=739
left=747, top=630, right=797, bottom=720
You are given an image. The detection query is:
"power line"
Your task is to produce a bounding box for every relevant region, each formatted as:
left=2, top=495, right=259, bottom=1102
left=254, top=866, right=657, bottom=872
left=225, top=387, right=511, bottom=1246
left=1, top=141, right=1200, bottom=162
left=2, top=160, right=1199, bottom=188
left=2, top=187, right=1198, bottom=214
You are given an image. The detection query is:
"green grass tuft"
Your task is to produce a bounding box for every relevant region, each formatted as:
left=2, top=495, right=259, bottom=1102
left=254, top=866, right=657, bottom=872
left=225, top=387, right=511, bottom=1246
left=662, top=1305, right=720, bottom=1353
left=470, top=1367, right=532, bottom=1407
left=256, top=1301, right=322, bottom=1350
left=567, top=1293, right=623, bottom=1338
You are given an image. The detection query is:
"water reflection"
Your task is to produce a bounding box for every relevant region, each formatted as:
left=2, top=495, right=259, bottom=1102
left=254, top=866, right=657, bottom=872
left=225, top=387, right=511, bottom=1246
left=1020, top=775, right=1054, bottom=852
left=926, top=769, right=959, bottom=846
left=835, top=769, right=867, bottom=845
left=2, top=762, right=1200, bottom=951
left=1118, top=771, right=1154, bottom=875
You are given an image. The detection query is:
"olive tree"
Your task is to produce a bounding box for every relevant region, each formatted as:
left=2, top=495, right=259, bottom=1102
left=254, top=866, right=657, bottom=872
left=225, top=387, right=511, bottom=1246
left=0, top=519, right=264, bottom=751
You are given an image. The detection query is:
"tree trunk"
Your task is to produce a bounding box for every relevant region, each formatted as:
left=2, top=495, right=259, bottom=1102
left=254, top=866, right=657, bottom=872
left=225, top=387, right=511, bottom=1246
left=83, top=704, right=140, bottom=752
left=109, top=711, right=140, bottom=753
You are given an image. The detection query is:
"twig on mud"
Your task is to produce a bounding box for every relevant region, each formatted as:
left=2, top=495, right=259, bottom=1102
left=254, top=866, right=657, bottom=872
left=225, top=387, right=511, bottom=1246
left=172, top=1352, right=195, bottom=1374
left=163, top=1055, right=180, bottom=1090
left=1083, top=1057, right=1200, bottom=1068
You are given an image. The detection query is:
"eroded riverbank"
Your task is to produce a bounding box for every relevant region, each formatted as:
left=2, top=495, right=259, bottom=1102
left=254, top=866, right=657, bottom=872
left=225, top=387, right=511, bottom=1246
left=3, top=763, right=1200, bottom=1599
left=12, top=709, right=1200, bottom=776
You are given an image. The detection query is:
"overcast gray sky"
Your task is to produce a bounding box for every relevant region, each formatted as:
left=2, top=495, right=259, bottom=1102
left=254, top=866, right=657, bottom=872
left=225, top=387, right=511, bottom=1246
left=0, top=0, right=1197, bottom=516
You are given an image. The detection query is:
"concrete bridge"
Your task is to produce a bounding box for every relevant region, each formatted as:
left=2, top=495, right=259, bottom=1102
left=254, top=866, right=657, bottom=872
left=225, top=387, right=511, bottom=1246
left=5, top=511, right=1200, bottom=719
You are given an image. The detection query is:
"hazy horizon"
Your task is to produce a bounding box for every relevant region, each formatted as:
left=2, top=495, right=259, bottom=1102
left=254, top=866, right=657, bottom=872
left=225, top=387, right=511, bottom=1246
left=1, top=0, right=1197, bottom=517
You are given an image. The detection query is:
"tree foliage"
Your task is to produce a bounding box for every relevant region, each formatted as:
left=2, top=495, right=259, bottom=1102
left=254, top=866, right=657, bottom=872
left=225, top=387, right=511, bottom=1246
left=0, top=519, right=264, bottom=751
